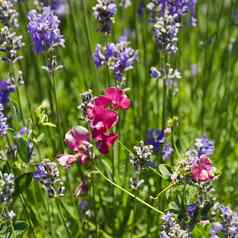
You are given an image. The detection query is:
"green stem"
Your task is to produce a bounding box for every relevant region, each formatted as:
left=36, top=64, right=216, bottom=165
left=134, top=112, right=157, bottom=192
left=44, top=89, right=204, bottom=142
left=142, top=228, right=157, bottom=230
left=96, top=167, right=164, bottom=215
left=150, top=183, right=175, bottom=200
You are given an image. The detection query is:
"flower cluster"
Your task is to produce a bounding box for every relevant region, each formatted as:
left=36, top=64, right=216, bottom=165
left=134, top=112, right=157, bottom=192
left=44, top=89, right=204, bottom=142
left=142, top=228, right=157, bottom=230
left=0, top=79, right=15, bottom=107
left=160, top=212, right=190, bottom=238
left=78, top=90, right=94, bottom=119
left=28, top=7, right=64, bottom=54
left=0, top=80, right=15, bottom=136
left=87, top=87, right=131, bottom=154
left=148, top=0, right=197, bottom=53
left=57, top=126, right=93, bottom=168
left=152, top=10, right=180, bottom=53
left=33, top=160, right=65, bottom=198
left=0, top=104, right=8, bottom=135
left=0, top=171, right=15, bottom=204
left=93, top=37, right=138, bottom=81
left=147, top=0, right=197, bottom=25
left=129, top=141, right=154, bottom=190
left=150, top=64, right=181, bottom=93
left=181, top=136, right=215, bottom=183
left=146, top=128, right=173, bottom=160
left=58, top=87, right=131, bottom=168
left=93, top=0, right=117, bottom=34
left=130, top=141, right=154, bottom=172
left=0, top=0, right=18, bottom=27
left=0, top=26, right=24, bottom=64
left=211, top=203, right=238, bottom=238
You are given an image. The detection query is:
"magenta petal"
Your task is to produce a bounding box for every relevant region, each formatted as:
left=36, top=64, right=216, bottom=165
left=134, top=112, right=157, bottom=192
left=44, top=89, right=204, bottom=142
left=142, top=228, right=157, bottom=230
left=119, top=96, right=131, bottom=110
left=104, top=87, right=131, bottom=110
left=91, top=106, right=118, bottom=130
left=64, top=126, right=89, bottom=152
left=96, top=133, right=118, bottom=154
left=94, top=96, right=111, bottom=107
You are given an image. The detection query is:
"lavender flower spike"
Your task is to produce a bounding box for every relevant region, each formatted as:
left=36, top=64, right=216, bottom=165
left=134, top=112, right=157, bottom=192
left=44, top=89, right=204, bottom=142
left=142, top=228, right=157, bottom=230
left=28, top=7, right=64, bottom=54
left=93, top=0, right=117, bottom=34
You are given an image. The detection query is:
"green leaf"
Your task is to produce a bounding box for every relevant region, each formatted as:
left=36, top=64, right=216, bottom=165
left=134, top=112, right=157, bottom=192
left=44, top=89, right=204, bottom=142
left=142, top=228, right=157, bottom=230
left=18, top=138, right=30, bottom=162
left=14, top=173, right=33, bottom=198
left=159, top=164, right=171, bottom=179
left=14, top=220, right=28, bottom=236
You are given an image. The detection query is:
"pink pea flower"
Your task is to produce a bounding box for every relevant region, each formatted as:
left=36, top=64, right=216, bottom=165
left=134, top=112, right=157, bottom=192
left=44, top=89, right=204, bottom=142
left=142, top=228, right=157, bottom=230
left=191, top=155, right=214, bottom=182
left=94, top=87, right=131, bottom=110
left=57, top=154, right=77, bottom=168
left=95, top=133, right=118, bottom=155
left=87, top=104, right=118, bottom=131
left=64, top=126, right=90, bottom=152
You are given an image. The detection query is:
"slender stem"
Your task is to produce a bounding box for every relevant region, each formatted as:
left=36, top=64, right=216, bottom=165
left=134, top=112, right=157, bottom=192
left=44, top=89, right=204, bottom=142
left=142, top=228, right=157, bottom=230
left=150, top=183, right=175, bottom=200
left=96, top=167, right=164, bottom=215
left=51, top=66, right=64, bottom=152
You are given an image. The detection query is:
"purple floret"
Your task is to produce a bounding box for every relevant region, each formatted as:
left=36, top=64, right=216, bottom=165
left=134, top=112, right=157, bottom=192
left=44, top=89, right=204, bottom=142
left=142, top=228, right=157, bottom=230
left=28, top=7, right=64, bottom=53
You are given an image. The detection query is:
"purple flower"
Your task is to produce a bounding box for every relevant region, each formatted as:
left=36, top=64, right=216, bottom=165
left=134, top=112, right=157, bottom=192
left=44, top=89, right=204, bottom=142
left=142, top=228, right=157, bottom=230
left=150, top=67, right=161, bottom=79
left=146, top=129, right=165, bottom=153
left=148, top=0, right=197, bottom=25
left=162, top=143, right=173, bottom=160
left=161, top=212, right=174, bottom=223
left=0, top=104, right=8, bottom=136
left=210, top=223, right=223, bottom=236
left=153, top=10, right=180, bottom=53
left=195, top=136, right=214, bottom=157
left=93, top=37, right=138, bottom=80
left=0, top=80, right=15, bottom=106
left=160, top=212, right=189, bottom=237
left=33, top=160, right=64, bottom=198
left=28, top=7, right=64, bottom=54
left=187, top=203, right=198, bottom=218
left=93, top=0, right=117, bottom=34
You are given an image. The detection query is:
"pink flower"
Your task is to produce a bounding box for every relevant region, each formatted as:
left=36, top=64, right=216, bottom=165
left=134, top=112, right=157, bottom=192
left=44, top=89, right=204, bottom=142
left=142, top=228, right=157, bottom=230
left=191, top=156, right=214, bottom=182
left=57, top=154, right=77, bottom=168
left=57, top=144, right=91, bottom=168
left=64, top=126, right=90, bottom=152
left=94, top=87, right=131, bottom=110
left=87, top=104, right=118, bottom=131
left=75, top=147, right=91, bottom=165
left=96, top=133, right=118, bottom=154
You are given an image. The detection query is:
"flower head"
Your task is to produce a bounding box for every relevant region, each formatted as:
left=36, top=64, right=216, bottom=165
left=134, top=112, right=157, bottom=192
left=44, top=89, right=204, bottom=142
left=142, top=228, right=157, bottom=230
left=93, top=0, right=117, bottom=34
left=162, top=143, right=173, bottom=160
left=0, top=0, right=19, bottom=27
left=153, top=10, right=180, bottom=53
left=28, top=7, right=64, bottom=53
left=0, top=171, right=15, bottom=204
left=0, top=80, right=15, bottom=106
left=33, top=160, right=65, bottom=197
left=0, top=104, right=8, bottom=136
left=146, top=129, right=165, bottom=152
left=195, top=136, right=215, bottom=157
left=93, top=37, right=138, bottom=81
left=191, top=155, right=214, bottom=183
left=95, top=87, right=131, bottom=110
left=64, top=126, right=90, bottom=153
left=150, top=66, right=161, bottom=79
